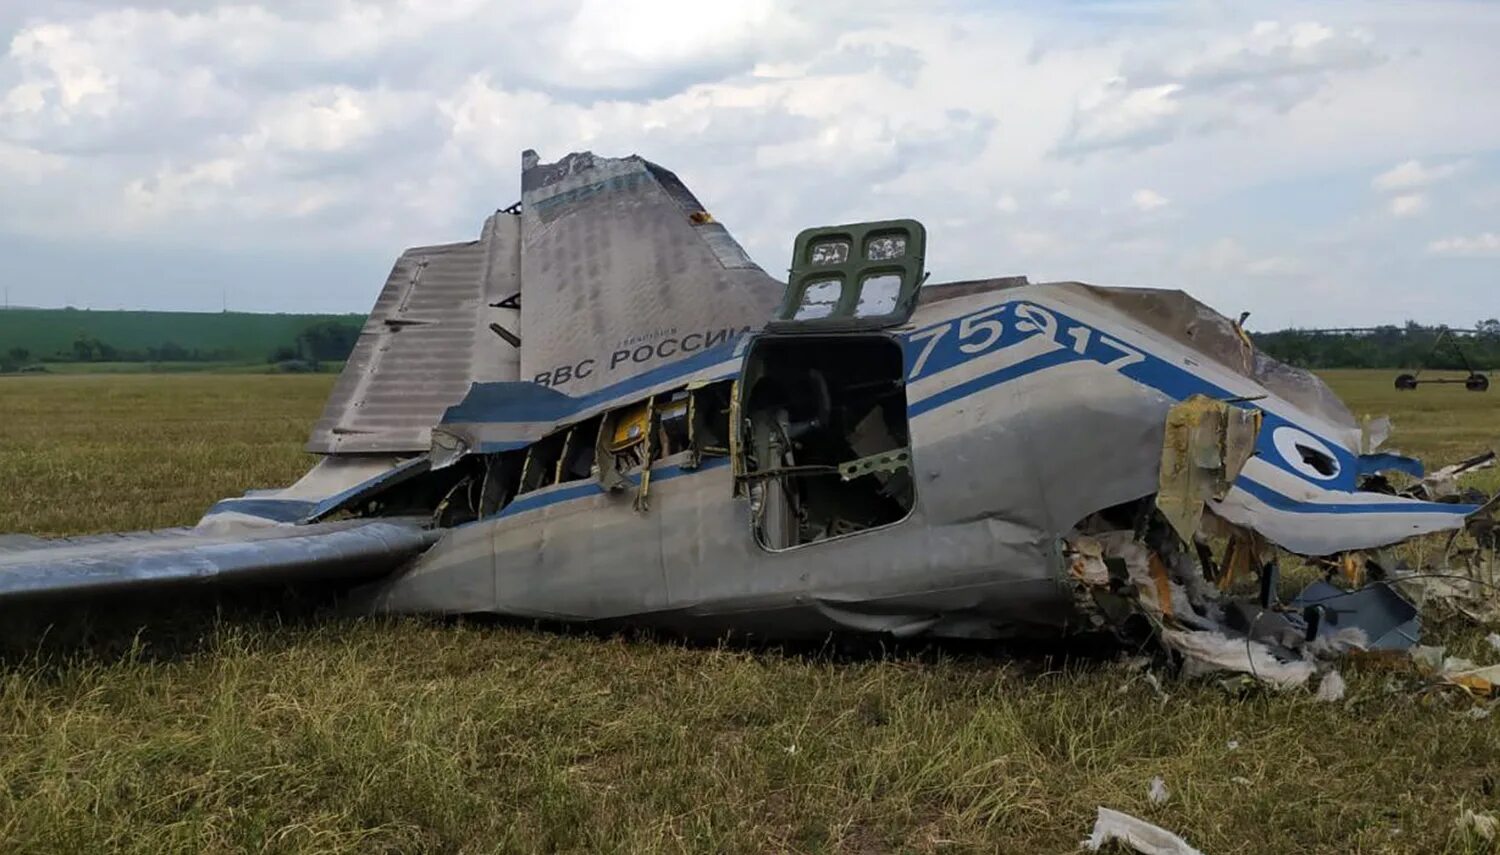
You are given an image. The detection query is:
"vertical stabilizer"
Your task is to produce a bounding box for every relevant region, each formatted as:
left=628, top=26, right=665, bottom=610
left=519, top=150, right=782, bottom=395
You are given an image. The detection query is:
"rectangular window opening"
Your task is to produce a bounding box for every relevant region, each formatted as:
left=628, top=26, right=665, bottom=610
left=737, top=335, right=914, bottom=550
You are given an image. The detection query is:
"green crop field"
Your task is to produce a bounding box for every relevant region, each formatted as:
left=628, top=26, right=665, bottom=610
left=0, top=308, right=363, bottom=363
left=0, top=370, right=1496, bottom=853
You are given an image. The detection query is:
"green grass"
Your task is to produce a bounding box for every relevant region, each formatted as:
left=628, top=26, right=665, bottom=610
left=0, top=371, right=1496, bottom=853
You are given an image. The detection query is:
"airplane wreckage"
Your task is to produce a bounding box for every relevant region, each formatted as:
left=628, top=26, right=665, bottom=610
left=2, top=150, right=1496, bottom=689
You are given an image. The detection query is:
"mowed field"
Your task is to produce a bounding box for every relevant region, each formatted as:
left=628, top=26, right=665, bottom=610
left=0, top=370, right=1496, bottom=854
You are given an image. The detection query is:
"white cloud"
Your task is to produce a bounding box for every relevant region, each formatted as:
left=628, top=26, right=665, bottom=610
left=0, top=139, right=65, bottom=180
left=1388, top=193, right=1427, bottom=216
left=1183, top=237, right=1303, bottom=276
left=1057, top=19, right=1383, bottom=156
left=0, top=0, right=1496, bottom=325
left=1010, top=229, right=1066, bottom=256
left=1372, top=158, right=1466, bottom=191
left=1427, top=232, right=1500, bottom=256
left=1132, top=188, right=1169, bottom=211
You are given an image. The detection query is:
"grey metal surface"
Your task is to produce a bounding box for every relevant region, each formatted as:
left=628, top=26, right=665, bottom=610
left=3, top=147, right=1487, bottom=649
left=1071, top=283, right=1360, bottom=440
left=357, top=274, right=1482, bottom=636
left=306, top=212, right=522, bottom=454
left=0, top=519, right=438, bottom=601
left=517, top=150, right=783, bottom=395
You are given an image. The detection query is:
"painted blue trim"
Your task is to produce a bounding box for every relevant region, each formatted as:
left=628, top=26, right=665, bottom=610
left=1234, top=476, right=1478, bottom=516
left=909, top=347, right=1083, bottom=418
left=493, top=456, right=733, bottom=520
left=305, top=457, right=432, bottom=521
left=203, top=498, right=315, bottom=522
left=439, top=341, right=741, bottom=428
left=1357, top=453, right=1426, bottom=479
left=418, top=291, right=1474, bottom=527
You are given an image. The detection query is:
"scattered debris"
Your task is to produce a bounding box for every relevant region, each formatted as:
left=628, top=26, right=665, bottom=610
left=1161, top=628, right=1316, bottom=690
left=1315, top=670, right=1347, bottom=703
left=1083, top=808, right=1204, bottom=855
left=1142, top=671, right=1170, bottom=703
left=1457, top=809, right=1498, bottom=843
left=1411, top=450, right=1495, bottom=502
left=1147, top=776, right=1170, bottom=806
left=1413, top=646, right=1500, bottom=697
left=1068, top=418, right=1498, bottom=701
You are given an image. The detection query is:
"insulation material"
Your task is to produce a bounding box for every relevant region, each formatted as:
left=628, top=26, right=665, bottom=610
left=1161, top=629, right=1317, bottom=689
left=1156, top=395, right=1261, bottom=543
left=518, top=150, right=782, bottom=395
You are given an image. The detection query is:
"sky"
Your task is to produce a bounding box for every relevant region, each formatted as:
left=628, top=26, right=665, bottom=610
left=0, top=0, right=1497, bottom=329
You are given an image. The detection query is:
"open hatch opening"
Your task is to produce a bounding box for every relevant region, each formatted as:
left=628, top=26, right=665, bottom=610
left=738, top=334, right=914, bottom=550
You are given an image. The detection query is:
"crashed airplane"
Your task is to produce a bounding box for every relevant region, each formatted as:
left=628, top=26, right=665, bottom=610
left=1, top=150, right=1493, bottom=680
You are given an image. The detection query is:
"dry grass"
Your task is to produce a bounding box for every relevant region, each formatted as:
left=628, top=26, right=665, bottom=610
left=0, top=371, right=1497, bottom=854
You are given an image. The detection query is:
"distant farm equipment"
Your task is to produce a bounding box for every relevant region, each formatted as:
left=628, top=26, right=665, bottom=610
left=1391, top=327, right=1490, bottom=392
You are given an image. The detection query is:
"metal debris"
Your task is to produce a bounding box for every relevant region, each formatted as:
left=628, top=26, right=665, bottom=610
left=1147, top=776, right=1170, bottom=805
left=1083, top=808, right=1204, bottom=855
left=1412, top=449, right=1496, bottom=501
left=1413, top=646, right=1500, bottom=697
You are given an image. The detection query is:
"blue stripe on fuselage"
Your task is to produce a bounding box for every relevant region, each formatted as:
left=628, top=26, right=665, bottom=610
left=493, top=456, right=733, bottom=520
left=304, top=291, right=1476, bottom=529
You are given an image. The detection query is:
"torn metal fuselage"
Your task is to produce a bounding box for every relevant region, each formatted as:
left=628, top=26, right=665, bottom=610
left=0, top=150, right=1490, bottom=660
left=349, top=278, right=1487, bottom=649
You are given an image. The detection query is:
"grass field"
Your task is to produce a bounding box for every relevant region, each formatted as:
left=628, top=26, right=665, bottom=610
left=0, top=370, right=1496, bottom=853
left=0, top=308, right=363, bottom=363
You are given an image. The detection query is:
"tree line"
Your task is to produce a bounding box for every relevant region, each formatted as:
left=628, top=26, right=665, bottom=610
left=0, top=320, right=362, bottom=372
left=6, top=317, right=1496, bottom=375
left=1252, top=319, right=1500, bottom=371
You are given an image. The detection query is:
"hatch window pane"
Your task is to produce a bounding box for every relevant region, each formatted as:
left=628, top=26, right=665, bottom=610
left=855, top=274, right=901, bottom=316
left=809, top=239, right=851, bottom=265
left=865, top=234, right=906, bottom=261
left=794, top=278, right=843, bottom=319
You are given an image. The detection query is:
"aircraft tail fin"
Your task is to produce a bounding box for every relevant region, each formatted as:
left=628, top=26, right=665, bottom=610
left=517, top=150, right=782, bottom=395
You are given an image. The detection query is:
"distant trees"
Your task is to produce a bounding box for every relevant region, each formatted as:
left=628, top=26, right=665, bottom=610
left=266, top=321, right=361, bottom=365
left=294, top=321, right=361, bottom=362
left=1254, top=321, right=1500, bottom=371
left=61, top=334, right=237, bottom=363
left=71, top=335, right=117, bottom=362
left=0, top=347, right=29, bottom=373
left=43, top=320, right=360, bottom=367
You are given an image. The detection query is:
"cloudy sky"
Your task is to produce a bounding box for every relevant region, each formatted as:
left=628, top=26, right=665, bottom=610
left=1, top=0, right=1496, bottom=328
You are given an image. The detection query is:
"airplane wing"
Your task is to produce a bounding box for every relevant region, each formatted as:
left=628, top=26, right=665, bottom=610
left=0, top=519, right=437, bottom=603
